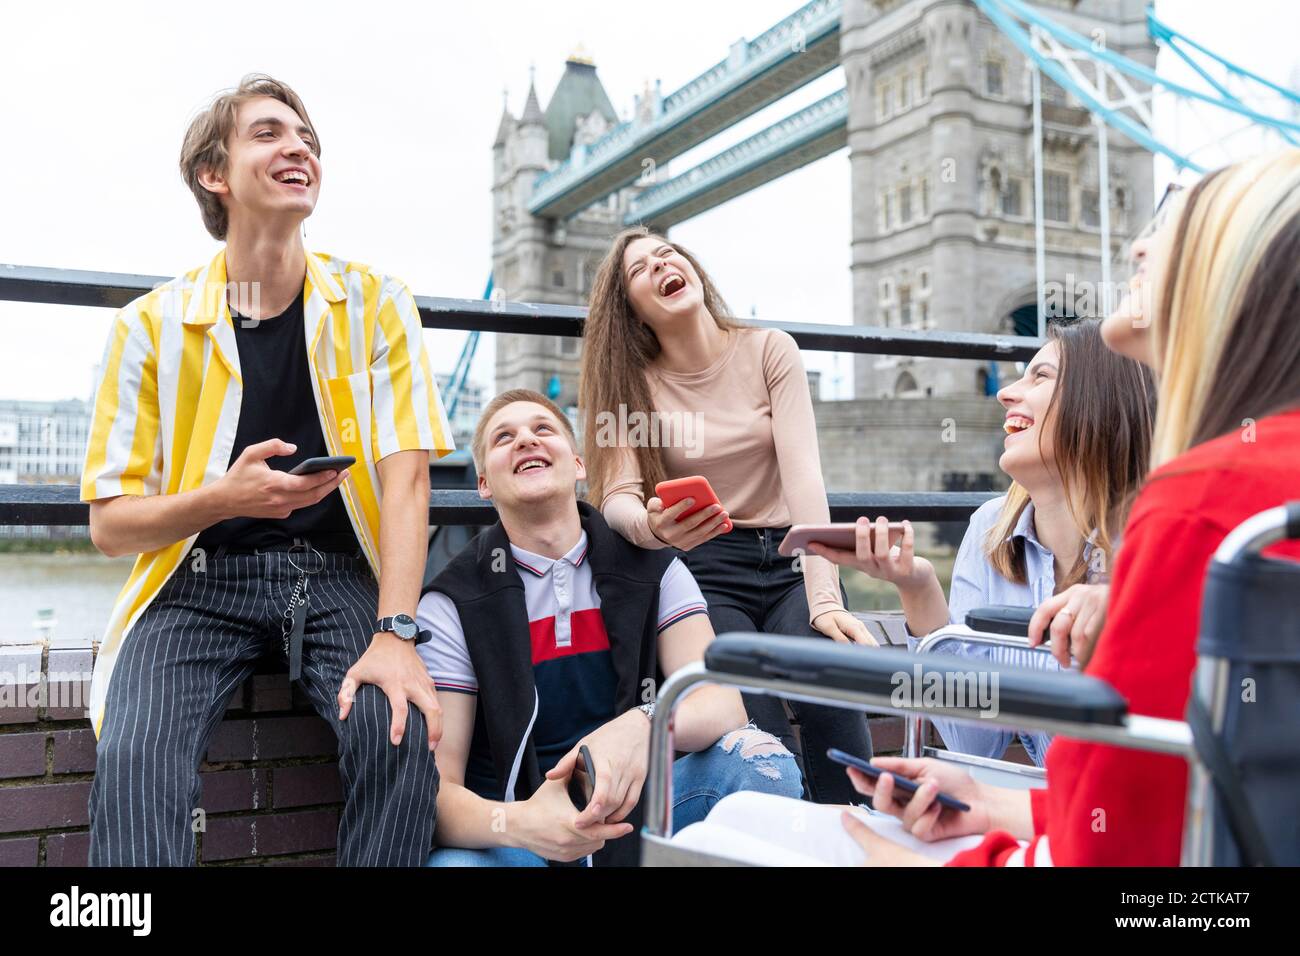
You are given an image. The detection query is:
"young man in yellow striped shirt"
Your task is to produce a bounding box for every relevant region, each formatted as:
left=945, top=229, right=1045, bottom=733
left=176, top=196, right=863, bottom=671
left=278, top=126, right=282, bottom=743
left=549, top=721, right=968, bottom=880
left=81, top=75, right=453, bottom=866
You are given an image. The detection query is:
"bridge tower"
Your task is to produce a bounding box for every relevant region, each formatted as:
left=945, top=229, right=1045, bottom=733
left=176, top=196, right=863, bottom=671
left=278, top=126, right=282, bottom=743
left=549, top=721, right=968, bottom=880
left=491, top=54, right=627, bottom=409
left=842, top=0, right=1155, bottom=400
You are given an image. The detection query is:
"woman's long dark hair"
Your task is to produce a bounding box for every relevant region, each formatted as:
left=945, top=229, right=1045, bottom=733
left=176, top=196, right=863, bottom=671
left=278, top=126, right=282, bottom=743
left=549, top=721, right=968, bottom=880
left=579, top=226, right=740, bottom=508
left=986, top=319, right=1157, bottom=588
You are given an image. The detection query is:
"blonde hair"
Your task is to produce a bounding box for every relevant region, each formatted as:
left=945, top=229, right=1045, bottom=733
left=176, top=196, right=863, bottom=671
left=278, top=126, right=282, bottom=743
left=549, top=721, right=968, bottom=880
left=1150, top=149, right=1300, bottom=468
left=472, top=389, right=578, bottom=476
left=179, top=74, right=320, bottom=240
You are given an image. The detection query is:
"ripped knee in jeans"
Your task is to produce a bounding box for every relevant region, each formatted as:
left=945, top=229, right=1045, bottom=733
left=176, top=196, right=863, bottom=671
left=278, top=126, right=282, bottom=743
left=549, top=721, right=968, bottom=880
left=719, top=723, right=794, bottom=780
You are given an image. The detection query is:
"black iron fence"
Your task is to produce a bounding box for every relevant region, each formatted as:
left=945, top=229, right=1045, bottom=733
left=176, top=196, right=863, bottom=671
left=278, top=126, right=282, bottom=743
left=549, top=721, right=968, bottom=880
left=0, top=263, right=1043, bottom=527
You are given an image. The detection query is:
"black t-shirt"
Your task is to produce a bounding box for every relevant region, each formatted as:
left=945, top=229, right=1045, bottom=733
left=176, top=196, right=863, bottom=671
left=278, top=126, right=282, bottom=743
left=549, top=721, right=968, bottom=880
left=193, top=296, right=358, bottom=551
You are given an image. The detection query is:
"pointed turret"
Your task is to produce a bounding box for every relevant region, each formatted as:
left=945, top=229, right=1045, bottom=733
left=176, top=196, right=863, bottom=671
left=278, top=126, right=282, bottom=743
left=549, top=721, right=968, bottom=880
left=544, top=53, right=619, bottom=161
left=520, top=80, right=545, bottom=128
left=493, top=104, right=516, bottom=149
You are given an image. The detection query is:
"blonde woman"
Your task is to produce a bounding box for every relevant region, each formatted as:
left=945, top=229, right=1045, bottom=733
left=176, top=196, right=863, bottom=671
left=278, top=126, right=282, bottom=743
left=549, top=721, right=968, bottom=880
left=845, top=150, right=1300, bottom=866
left=578, top=227, right=873, bottom=805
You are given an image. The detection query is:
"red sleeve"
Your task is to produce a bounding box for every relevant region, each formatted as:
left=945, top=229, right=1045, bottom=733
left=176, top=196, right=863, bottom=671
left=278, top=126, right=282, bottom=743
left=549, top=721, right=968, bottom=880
left=1030, top=788, right=1049, bottom=835
left=946, top=832, right=1024, bottom=867
left=1034, top=503, right=1228, bottom=866
left=947, top=491, right=1224, bottom=867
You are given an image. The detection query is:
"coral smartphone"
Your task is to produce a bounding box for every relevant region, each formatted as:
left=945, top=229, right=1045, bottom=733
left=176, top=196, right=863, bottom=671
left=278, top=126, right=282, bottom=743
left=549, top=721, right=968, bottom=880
left=827, top=748, right=970, bottom=812
left=655, top=476, right=732, bottom=533
left=778, top=522, right=904, bottom=557
left=288, top=455, right=355, bottom=476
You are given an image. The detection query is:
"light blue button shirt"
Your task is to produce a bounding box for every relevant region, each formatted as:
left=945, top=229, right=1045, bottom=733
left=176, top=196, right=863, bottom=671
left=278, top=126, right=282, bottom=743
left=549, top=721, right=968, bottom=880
left=911, top=495, right=1078, bottom=767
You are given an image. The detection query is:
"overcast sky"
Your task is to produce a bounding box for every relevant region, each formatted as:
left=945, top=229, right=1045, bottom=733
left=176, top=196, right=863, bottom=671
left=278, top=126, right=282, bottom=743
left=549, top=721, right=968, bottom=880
left=2, top=0, right=1296, bottom=406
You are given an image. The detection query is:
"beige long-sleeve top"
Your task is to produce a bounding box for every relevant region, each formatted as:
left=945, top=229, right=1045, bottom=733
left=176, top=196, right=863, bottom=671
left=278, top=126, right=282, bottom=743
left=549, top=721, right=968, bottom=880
left=600, top=327, right=843, bottom=623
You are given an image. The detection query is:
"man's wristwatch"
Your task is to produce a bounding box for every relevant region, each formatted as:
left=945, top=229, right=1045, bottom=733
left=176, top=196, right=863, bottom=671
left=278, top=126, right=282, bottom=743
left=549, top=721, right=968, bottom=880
left=636, top=701, right=656, bottom=723
left=375, top=614, right=431, bottom=645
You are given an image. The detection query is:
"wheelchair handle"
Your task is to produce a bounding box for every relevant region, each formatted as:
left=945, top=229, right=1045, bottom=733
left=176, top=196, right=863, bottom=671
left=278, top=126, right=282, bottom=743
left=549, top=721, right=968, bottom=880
left=1213, top=503, right=1300, bottom=565
left=963, top=605, right=1034, bottom=637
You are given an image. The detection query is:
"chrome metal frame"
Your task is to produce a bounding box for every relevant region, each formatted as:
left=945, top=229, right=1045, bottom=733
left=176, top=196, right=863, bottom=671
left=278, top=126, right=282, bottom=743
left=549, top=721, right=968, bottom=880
left=917, top=746, right=1046, bottom=788
left=905, top=626, right=1059, bottom=784
left=647, top=505, right=1297, bottom=866
left=1182, top=504, right=1293, bottom=866
left=643, top=660, right=1195, bottom=866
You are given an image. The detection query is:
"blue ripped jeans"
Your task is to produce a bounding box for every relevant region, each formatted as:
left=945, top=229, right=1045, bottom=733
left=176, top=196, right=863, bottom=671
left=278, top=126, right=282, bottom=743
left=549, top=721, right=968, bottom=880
left=426, top=725, right=803, bottom=867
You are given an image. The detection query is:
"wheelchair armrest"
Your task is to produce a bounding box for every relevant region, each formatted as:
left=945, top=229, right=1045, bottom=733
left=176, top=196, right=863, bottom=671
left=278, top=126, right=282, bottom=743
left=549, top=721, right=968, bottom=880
left=704, top=632, right=1129, bottom=726
left=964, top=605, right=1034, bottom=637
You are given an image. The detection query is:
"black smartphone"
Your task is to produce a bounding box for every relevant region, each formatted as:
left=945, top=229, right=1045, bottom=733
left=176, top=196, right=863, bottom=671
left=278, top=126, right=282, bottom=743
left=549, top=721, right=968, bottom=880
left=288, top=455, right=355, bottom=476
left=566, top=744, right=596, bottom=811
left=827, top=748, right=971, bottom=812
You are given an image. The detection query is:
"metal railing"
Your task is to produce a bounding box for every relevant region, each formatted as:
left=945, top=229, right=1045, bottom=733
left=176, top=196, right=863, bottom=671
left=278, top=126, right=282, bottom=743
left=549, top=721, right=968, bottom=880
left=0, top=263, right=1043, bottom=528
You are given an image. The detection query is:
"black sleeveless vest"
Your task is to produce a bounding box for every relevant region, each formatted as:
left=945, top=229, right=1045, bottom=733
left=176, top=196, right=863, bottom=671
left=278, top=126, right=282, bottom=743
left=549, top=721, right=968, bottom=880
left=423, top=501, right=678, bottom=865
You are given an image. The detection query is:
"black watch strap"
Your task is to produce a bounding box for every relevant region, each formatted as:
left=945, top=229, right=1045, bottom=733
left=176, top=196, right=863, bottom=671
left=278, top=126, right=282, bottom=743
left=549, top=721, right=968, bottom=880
left=375, top=615, right=419, bottom=640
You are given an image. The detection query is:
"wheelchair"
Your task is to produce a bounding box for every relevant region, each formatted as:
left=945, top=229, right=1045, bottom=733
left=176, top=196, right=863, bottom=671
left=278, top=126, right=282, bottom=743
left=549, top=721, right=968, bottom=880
left=904, top=609, right=1056, bottom=791
left=642, top=504, right=1300, bottom=866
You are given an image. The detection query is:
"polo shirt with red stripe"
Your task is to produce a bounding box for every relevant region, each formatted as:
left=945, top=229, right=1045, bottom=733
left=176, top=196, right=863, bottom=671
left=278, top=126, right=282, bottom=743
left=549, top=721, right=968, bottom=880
left=416, top=531, right=708, bottom=790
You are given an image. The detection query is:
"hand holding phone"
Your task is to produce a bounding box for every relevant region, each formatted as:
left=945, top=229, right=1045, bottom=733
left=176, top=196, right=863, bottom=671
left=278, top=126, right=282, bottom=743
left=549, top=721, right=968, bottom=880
left=648, top=476, right=732, bottom=551
left=566, top=744, right=596, bottom=812
left=830, top=751, right=1003, bottom=843
left=221, top=442, right=352, bottom=521
left=804, top=517, right=938, bottom=594
left=779, top=521, right=904, bottom=558
left=827, top=748, right=971, bottom=812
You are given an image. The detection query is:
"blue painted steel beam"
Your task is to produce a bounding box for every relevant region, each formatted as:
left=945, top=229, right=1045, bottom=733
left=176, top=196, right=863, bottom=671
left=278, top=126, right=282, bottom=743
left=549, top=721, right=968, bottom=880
left=528, top=0, right=843, bottom=218
left=626, top=88, right=848, bottom=229
left=978, top=0, right=1300, bottom=175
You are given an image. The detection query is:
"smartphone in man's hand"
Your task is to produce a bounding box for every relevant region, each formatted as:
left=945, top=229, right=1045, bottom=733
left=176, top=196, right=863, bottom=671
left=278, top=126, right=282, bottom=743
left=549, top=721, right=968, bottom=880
left=288, top=455, right=355, bottom=476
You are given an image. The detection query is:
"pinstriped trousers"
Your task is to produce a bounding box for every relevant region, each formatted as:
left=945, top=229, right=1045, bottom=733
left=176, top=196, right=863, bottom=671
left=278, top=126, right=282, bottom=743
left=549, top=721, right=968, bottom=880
left=87, top=547, right=439, bottom=866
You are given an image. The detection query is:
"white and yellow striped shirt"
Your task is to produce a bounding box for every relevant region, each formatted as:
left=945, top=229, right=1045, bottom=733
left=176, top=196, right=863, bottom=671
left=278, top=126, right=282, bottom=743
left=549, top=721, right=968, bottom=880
left=80, top=247, right=454, bottom=736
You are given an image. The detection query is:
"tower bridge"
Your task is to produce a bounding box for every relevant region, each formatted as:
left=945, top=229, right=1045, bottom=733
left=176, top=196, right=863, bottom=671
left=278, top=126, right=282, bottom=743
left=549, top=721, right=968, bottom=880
left=493, top=1, right=1159, bottom=412
left=491, top=0, right=1298, bottom=505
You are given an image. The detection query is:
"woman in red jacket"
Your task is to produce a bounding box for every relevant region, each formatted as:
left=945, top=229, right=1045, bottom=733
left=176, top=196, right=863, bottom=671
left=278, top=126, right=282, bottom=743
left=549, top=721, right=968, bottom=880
left=843, top=149, right=1300, bottom=866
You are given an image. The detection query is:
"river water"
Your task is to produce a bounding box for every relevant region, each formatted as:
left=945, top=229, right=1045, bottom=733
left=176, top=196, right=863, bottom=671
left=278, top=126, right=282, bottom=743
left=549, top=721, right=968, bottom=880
left=0, top=553, right=135, bottom=647
left=0, top=551, right=954, bottom=647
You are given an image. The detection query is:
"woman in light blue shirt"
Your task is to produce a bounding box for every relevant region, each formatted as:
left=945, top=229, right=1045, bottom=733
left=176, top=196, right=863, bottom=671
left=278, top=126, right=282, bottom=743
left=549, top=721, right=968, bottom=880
left=812, top=319, right=1156, bottom=765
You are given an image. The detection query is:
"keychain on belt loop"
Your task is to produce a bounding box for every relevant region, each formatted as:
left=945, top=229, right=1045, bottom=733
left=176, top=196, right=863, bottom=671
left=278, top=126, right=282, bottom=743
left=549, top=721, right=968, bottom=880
left=283, top=538, right=324, bottom=681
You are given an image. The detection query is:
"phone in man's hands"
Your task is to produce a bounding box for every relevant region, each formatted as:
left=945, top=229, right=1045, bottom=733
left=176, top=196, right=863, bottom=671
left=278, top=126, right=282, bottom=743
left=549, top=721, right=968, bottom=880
left=288, top=455, right=355, bottom=476
left=567, top=744, right=597, bottom=811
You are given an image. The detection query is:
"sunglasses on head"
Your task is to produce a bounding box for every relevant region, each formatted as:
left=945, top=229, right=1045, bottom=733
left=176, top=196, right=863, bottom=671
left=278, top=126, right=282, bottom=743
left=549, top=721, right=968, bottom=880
left=1154, top=181, right=1186, bottom=217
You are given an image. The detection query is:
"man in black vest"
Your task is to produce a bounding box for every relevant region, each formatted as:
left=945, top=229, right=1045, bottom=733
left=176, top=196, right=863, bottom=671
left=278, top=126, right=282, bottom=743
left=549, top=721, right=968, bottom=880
left=416, top=389, right=803, bottom=865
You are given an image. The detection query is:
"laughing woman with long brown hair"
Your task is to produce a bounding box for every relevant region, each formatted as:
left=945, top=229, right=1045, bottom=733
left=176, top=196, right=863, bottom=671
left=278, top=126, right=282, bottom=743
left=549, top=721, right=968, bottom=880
left=579, top=227, right=874, bottom=805
left=811, top=318, right=1157, bottom=766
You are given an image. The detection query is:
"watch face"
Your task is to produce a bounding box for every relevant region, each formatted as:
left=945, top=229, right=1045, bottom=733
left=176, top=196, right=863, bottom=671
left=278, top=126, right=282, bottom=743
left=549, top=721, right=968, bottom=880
left=392, top=614, right=418, bottom=640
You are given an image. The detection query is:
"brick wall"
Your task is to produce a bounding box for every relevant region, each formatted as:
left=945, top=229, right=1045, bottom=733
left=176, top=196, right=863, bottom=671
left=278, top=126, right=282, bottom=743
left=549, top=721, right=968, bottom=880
left=0, top=640, right=343, bottom=867
left=1, top=640, right=965, bottom=867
